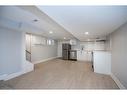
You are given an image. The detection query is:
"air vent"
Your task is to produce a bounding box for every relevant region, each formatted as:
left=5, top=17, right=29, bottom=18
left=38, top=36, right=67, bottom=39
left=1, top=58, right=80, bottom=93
left=96, top=40, right=106, bottom=42
left=95, top=37, right=106, bottom=42
left=33, top=19, right=38, bottom=22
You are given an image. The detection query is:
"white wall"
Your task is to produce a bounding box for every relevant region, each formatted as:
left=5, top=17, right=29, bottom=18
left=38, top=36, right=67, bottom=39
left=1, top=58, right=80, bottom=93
left=105, top=35, right=112, bottom=51
left=0, top=28, right=23, bottom=76
left=0, top=6, right=34, bottom=80
left=110, top=22, right=127, bottom=88
left=31, top=35, right=58, bottom=63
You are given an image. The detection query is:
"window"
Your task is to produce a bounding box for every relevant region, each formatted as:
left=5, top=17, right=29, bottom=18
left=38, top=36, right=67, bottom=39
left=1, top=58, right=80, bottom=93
left=32, top=35, right=46, bottom=45
left=51, top=40, right=55, bottom=45
left=47, top=39, right=55, bottom=45
left=47, top=39, right=51, bottom=45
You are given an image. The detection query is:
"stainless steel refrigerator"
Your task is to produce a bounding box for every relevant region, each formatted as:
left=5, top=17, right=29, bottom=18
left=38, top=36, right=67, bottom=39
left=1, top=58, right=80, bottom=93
left=62, top=44, right=71, bottom=60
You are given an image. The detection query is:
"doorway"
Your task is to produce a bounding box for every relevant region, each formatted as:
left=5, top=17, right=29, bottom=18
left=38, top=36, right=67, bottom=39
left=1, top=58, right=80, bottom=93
left=25, top=33, right=31, bottom=62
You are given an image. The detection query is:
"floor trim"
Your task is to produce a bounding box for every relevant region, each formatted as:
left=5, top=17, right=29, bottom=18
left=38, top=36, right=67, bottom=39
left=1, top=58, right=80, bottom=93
left=111, top=73, right=126, bottom=89
left=4, top=67, right=33, bottom=81
left=4, top=69, right=33, bottom=81
left=4, top=71, right=24, bottom=81
left=33, top=56, right=58, bottom=64
left=0, top=62, right=34, bottom=81
left=0, top=71, right=24, bottom=81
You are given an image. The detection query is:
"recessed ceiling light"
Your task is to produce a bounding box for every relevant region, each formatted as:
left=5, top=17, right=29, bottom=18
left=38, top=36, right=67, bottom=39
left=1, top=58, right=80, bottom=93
left=64, top=37, right=66, bottom=39
left=85, top=32, right=89, bottom=35
left=49, top=31, right=53, bottom=34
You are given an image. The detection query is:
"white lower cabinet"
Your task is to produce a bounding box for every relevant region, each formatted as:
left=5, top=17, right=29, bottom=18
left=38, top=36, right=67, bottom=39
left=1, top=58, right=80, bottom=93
left=77, top=50, right=92, bottom=62
left=93, top=51, right=111, bottom=75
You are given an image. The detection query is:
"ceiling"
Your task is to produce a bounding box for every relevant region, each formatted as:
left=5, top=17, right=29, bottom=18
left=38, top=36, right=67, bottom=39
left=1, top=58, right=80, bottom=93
left=0, top=6, right=75, bottom=40
left=37, top=6, right=127, bottom=41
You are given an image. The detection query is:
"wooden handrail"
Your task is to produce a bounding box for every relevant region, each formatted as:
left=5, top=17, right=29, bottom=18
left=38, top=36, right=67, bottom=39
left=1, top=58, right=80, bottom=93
left=26, top=50, right=31, bottom=54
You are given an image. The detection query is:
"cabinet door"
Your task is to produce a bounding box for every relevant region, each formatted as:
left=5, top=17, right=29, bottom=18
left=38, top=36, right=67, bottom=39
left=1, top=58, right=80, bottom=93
left=77, top=51, right=92, bottom=62
left=77, top=51, right=86, bottom=61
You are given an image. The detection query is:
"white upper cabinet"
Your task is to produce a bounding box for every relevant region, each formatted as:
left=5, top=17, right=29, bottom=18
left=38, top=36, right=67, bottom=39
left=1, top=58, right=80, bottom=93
left=70, top=39, right=77, bottom=45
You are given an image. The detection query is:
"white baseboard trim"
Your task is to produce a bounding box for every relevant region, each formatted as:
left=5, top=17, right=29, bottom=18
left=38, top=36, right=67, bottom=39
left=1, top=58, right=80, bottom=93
left=4, top=68, right=33, bottom=81
left=1, top=61, right=34, bottom=81
left=0, top=71, right=24, bottom=81
left=33, top=56, right=58, bottom=64
left=22, top=61, right=34, bottom=74
left=4, top=71, right=24, bottom=81
left=1, top=57, right=58, bottom=81
left=111, top=73, right=126, bottom=89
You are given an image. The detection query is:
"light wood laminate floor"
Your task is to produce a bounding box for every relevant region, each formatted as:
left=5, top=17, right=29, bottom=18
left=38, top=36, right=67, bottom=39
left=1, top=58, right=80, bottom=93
left=4, top=59, right=119, bottom=89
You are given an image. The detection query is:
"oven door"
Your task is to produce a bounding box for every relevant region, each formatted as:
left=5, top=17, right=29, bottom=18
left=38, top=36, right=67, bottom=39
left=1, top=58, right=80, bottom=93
left=69, top=51, right=77, bottom=61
